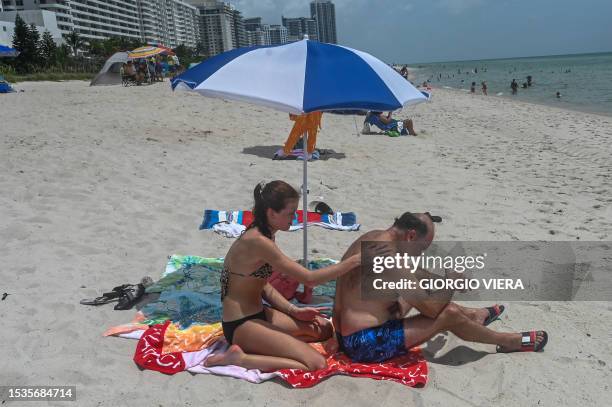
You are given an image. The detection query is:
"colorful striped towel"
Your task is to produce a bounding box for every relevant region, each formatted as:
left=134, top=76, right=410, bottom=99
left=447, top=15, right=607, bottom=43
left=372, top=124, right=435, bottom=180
left=106, top=254, right=427, bottom=387
left=201, top=209, right=359, bottom=238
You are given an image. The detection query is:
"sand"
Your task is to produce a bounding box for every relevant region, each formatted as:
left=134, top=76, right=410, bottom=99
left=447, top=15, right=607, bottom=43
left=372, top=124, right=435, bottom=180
left=1, top=81, right=611, bottom=406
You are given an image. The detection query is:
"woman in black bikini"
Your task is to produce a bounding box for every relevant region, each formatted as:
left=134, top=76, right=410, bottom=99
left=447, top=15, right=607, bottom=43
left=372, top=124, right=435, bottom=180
left=206, top=180, right=361, bottom=371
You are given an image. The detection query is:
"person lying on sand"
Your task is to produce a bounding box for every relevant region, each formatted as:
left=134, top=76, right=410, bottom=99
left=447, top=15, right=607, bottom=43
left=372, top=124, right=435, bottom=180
left=332, top=212, right=548, bottom=363
left=205, top=180, right=363, bottom=371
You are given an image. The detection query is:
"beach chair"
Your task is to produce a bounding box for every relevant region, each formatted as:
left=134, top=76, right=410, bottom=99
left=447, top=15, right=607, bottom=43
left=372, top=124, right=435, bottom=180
left=120, top=66, right=137, bottom=87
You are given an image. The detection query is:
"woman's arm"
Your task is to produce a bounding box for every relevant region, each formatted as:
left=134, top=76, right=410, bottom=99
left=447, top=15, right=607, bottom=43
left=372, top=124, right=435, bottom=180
left=258, top=237, right=360, bottom=285
left=262, top=283, right=297, bottom=315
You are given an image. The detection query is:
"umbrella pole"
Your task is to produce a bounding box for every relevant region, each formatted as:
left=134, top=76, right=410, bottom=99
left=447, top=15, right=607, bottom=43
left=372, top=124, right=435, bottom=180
left=302, top=131, right=308, bottom=268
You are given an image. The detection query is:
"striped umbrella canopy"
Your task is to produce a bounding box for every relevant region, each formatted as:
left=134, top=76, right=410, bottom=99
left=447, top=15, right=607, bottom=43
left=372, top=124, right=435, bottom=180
left=128, top=46, right=173, bottom=59
left=0, top=44, right=20, bottom=57
left=171, top=39, right=428, bottom=263
left=171, top=39, right=427, bottom=114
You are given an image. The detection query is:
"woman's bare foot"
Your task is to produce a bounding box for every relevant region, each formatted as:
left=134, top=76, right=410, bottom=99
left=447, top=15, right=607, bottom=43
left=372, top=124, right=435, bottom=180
left=205, top=344, right=245, bottom=367
left=497, top=331, right=548, bottom=353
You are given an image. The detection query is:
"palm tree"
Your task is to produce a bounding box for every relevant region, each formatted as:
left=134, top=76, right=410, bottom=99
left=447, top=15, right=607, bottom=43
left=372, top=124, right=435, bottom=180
left=65, top=32, right=84, bottom=56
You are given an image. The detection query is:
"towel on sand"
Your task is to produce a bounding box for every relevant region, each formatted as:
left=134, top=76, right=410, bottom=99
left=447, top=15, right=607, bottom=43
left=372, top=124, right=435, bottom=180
left=105, top=254, right=427, bottom=387
left=201, top=209, right=360, bottom=238
left=130, top=321, right=427, bottom=387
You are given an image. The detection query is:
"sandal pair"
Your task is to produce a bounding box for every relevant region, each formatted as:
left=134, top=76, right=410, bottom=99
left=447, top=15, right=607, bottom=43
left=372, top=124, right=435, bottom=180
left=80, top=282, right=147, bottom=310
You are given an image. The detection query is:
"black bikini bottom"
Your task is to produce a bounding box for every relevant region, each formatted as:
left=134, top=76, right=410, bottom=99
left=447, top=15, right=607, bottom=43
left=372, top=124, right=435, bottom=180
left=222, top=309, right=267, bottom=344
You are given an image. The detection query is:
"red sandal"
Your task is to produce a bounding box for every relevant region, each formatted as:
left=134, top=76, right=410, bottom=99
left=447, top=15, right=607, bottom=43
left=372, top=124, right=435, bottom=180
left=497, top=331, right=548, bottom=353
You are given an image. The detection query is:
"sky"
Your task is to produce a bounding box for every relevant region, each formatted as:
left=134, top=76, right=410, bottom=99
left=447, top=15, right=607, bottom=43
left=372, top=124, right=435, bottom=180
left=230, top=0, right=612, bottom=63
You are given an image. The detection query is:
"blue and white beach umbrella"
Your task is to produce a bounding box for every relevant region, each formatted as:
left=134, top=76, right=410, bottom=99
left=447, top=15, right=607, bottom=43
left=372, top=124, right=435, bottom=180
left=0, top=45, right=20, bottom=57
left=172, top=39, right=427, bottom=263
left=171, top=39, right=427, bottom=114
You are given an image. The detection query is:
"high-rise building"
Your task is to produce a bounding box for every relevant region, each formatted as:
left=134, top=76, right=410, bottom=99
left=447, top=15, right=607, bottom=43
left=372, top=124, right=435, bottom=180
left=1, top=0, right=200, bottom=47
left=281, top=16, right=318, bottom=42
left=189, top=0, right=246, bottom=57
left=243, top=17, right=270, bottom=46
left=139, top=0, right=199, bottom=48
left=267, top=24, right=287, bottom=45
left=310, top=0, right=336, bottom=44
left=70, top=0, right=142, bottom=41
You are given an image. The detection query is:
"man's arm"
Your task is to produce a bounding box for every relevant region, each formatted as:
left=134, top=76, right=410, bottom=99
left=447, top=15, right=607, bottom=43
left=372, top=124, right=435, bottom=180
left=377, top=113, right=394, bottom=124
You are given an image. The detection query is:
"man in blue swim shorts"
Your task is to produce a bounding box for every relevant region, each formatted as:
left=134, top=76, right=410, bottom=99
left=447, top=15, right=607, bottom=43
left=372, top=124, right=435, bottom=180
left=332, top=212, right=548, bottom=363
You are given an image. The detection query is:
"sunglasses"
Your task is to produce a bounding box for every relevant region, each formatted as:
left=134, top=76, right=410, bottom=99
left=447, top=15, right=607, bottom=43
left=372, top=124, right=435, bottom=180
left=425, top=212, right=442, bottom=223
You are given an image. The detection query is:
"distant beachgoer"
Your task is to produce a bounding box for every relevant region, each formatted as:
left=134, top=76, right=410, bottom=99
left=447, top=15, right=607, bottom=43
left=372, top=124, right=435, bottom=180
left=470, top=82, right=476, bottom=93
left=155, top=59, right=163, bottom=81
left=511, top=79, right=518, bottom=95
left=527, top=75, right=533, bottom=86
left=148, top=58, right=156, bottom=82
left=482, top=81, right=488, bottom=95
left=556, top=92, right=561, bottom=98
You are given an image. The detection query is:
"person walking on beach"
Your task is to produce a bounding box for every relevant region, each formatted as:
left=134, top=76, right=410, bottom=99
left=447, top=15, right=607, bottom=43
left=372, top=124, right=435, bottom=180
left=482, top=81, right=488, bottom=95
left=205, top=181, right=363, bottom=372
left=470, top=82, right=476, bottom=93
left=332, top=212, right=549, bottom=364
left=511, top=79, right=518, bottom=95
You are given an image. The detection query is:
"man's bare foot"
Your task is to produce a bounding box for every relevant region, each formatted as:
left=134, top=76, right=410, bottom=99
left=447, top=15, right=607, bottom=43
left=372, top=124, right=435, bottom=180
left=205, top=344, right=245, bottom=367
left=497, top=331, right=548, bottom=353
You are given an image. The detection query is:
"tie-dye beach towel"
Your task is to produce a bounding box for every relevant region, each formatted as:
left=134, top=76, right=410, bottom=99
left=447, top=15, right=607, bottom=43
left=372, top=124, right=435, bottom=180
left=106, top=254, right=428, bottom=387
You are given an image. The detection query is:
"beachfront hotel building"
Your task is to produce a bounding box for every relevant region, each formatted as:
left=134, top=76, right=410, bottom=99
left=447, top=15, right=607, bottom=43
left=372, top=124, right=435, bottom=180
left=281, top=16, right=318, bottom=42
left=243, top=17, right=270, bottom=47
left=0, top=0, right=200, bottom=48
left=0, top=0, right=141, bottom=40
left=0, top=9, right=63, bottom=46
left=138, top=0, right=199, bottom=48
left=310, top=0, right=337, bottom=44
left=188, top=0, right=246, bottom=57
left=267, top=24, right=288, bottom=45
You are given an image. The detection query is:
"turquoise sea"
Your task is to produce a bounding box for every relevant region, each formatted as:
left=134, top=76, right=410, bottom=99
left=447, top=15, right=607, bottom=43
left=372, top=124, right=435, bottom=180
left=408, top=52, right=612, bottom=116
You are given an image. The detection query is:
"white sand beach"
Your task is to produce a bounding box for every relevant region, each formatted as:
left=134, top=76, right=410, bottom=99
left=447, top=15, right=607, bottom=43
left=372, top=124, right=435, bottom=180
left=1, top=81, right=611, bottom=406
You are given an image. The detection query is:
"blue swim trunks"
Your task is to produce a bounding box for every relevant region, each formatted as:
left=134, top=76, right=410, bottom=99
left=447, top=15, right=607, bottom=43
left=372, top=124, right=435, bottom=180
left=337, top=319, right=407, bottom=363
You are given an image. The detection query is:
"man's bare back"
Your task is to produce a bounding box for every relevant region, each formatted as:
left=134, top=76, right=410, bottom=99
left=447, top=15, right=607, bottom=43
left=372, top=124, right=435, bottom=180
left=333, top=230, right=402, bottom=336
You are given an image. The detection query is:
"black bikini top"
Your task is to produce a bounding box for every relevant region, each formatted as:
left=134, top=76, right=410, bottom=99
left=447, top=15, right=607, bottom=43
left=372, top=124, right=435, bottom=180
left=220, top=263, right=274, bottom=300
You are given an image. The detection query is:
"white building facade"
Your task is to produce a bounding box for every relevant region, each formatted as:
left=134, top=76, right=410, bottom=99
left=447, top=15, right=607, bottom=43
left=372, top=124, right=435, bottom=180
left=0, top=9, right=63, bottom=46
left=1, top=0, right=199, bottom=47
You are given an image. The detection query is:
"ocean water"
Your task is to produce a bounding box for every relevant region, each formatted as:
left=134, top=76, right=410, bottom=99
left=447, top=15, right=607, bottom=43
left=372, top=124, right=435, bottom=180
left=408, top=52, right=612, bottom=115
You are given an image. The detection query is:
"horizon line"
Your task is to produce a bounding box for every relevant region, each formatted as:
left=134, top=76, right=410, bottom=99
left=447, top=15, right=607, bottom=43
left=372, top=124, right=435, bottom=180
left=402, top=50, right=612, bottom=66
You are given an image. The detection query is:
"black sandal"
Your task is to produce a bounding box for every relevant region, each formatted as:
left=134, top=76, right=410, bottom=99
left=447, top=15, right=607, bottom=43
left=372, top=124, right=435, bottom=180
left=80, top=290, right=122, bottom=306
left=114, top=283, right=145, bottom=310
